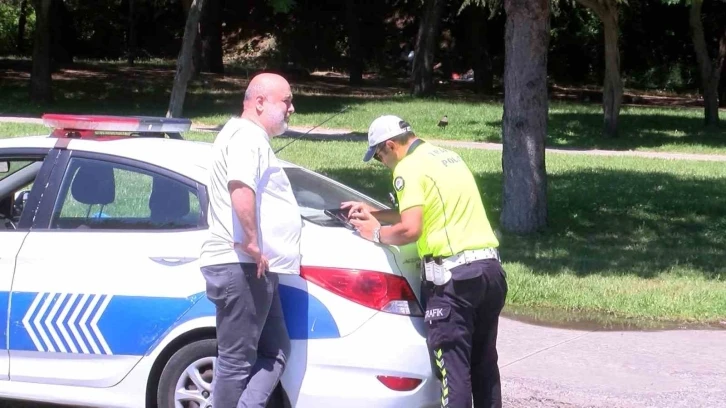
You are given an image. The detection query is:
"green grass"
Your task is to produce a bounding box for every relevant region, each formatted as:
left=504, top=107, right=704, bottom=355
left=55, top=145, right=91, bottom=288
left=3, top=59, right=726, bottom=327
left=2, top=59, right=726, bottom=155
left=0, top=122, right=47, bottom=138
left=3, top=124, right=725, bottom=325
left=260, top=138, right=726, bottom=326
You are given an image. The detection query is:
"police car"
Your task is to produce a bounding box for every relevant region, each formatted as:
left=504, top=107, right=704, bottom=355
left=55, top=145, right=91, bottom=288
left=0, top=115, right=440, bottom=408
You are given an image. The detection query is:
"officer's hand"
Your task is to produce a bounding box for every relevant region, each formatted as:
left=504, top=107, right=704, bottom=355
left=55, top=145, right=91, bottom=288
left=234, top=241, right=269, bottom=278
left=349, top=208, right=381, bottom=241
left=341, top=201, right=373, bottom=219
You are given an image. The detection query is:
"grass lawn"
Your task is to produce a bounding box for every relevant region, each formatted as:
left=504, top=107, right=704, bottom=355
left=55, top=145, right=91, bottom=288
left=183, top=129, right=726, bottom=328
left=2, top=59, right=726, bottom=155
left=2, top=124, right=726, bottom=327
left=2, top=59, right=726, bottom=329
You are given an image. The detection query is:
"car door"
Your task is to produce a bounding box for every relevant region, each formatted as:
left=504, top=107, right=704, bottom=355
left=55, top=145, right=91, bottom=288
left=8, top=151, right=209, bottom=387
left=0, top=148, right=57, bottom=381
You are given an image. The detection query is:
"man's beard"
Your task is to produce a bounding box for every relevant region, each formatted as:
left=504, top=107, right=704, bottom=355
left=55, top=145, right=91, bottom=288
left=269, top=110, right=288, bottom=136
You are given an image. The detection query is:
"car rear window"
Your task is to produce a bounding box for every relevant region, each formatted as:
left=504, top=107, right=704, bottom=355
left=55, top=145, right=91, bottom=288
left=284, top=167, right=387, bottom=227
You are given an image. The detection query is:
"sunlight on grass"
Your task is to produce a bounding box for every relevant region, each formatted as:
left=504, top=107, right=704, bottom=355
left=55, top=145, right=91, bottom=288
left=2, top=61, right=725, bottom=155
left=271, top=139, right=726, bottom=323
left=0, top=123, right=48, bottom=138
left=1, top=126, right=725, bottom=323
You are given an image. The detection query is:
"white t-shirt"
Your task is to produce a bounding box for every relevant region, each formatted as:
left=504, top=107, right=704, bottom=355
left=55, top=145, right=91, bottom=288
left=200, top=117, right=302, bottom=274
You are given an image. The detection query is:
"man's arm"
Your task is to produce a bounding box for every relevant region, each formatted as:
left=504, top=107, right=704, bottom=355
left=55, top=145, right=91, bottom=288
left=226, top=134, right=268, bottom=277
left=378, top=206, right=422, bottom=245
left=371, top=208, right=401, bottom=225
left=229, top=180, right=259, bottom=250
left=350, top=206, right=422, bottom=246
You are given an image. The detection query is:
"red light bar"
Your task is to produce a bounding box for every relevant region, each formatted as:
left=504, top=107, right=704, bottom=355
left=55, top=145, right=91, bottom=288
left=41, top=114, right=192, bottom=133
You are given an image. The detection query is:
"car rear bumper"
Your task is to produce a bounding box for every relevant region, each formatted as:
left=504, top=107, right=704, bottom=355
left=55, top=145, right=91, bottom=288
left=285, top=311, right=440, bottom=408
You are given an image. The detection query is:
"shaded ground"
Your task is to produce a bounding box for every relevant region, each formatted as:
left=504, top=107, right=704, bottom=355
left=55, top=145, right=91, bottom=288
left=3, top=58, right=725, bottom=155
left=0, top=58, right=718, bottom=109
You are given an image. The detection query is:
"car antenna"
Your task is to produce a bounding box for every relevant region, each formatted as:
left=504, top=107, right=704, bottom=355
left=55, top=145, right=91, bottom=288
left=274, top=105, right=350, bottom=154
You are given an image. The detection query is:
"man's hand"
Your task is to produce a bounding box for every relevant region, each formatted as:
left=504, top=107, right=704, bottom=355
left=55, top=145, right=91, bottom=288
left=349, top=208, right=381, bottom=242
left=234, top=241, right=269, bottom=278
left=341, top=201, right=374, bottom=219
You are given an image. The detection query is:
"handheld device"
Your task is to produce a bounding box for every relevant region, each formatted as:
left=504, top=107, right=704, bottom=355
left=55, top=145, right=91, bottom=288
left=324, top=208, right=355, bottom=230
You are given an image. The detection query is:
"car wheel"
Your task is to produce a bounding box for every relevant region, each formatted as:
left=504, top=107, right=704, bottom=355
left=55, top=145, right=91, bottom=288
left=157, top=339, right=216, bottom=408
left=156, top=338, right=290, bottom=408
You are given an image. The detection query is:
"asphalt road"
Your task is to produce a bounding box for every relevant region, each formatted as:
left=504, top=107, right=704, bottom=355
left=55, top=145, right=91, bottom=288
left=0, top=316, right=724, bottom=408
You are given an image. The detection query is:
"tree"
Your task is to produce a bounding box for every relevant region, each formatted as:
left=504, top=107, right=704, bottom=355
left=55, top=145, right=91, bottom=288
left=17, top=0, right=28, bottom=54
left=200, top=0, right=224, bottom=73
left=412, top=0, right=446, bottom=96
left=29, top=0, right=52, bottom=103
left=500, top=0, right=549, bottom=234
left=345, top=0, right=363, bottom=85
left=689, top=0, right=725, bottom=126
left=458, top=0, right=497, bottom=94
left=573, top=0, right=623, bottom=138
left=167, top=0, right=294, bottom=118
left=167, top=0, right=206, bottom=118
left=127, top=0, right=137, bottom=65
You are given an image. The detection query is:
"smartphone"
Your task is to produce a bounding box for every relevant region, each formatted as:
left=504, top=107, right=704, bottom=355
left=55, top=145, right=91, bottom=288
left=324, top=208, right=355, bottom=230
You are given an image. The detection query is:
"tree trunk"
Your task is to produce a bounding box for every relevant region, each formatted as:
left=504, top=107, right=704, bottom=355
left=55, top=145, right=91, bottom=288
left=689, top=0, right=724, bottom=126
left=500, top=0, right=549, bottom=234
left=412, top=0, right=445, bottom=97
left=167, top=0, right=206, bottom=118
left=575, top=0, right=622, bottom=138
left=720, top=58, right=726, bottom=108
left=601, top=8, right=622, bottom=138
left=29, top=0, right=53, bottom=103
left=200, top=0, right=224, bottom=74
left=49, top=0, right=73, bottom=64
left=471, top=6, right=493, bottom=94
left=181, top=0, right=203, bottom=77
left=345, top=0, right=363, bottom=85
left=127, top=0, right=137, bottom=65
left=18, top=0, right=28, bottom=54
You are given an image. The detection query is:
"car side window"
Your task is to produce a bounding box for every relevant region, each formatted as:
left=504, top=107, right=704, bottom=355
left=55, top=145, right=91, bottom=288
left=0, top=157, right=44, bottom=230
left=50, top=157, right=202, bottom=230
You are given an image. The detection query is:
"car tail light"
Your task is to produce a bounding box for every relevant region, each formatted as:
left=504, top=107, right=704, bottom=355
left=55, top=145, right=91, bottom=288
left=376, top=375, right=423, bottom=391
left=300, top=266, right=423, bottom=317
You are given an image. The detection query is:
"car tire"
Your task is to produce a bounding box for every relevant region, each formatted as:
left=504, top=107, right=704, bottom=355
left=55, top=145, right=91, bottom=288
left=157, top=338, right=216, bottom=408
left=157, top=338, right=291, bottom=408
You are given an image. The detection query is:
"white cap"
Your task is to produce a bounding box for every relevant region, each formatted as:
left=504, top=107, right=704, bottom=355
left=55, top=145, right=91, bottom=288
left=363, top=115, right=414, bottom=162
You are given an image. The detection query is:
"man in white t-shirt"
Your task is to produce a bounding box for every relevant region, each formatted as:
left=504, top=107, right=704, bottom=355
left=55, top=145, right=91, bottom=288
left=199, top=72, right=301, bottom=408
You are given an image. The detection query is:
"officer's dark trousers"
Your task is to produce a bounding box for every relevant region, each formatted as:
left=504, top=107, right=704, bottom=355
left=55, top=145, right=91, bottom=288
left=423, top=259, right=508, bottom=408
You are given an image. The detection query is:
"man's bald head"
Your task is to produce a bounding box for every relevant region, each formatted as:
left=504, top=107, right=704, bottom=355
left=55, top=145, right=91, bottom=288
left=241, top=73, right=295, bottom=137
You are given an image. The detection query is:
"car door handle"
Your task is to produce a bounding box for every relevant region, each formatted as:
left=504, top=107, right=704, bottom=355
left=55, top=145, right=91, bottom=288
left=149, top=257, right=197, bottom=266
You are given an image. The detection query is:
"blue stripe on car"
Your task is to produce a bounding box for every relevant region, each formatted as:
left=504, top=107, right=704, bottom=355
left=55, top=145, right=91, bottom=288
left=4, top=285, right=339, bottom=356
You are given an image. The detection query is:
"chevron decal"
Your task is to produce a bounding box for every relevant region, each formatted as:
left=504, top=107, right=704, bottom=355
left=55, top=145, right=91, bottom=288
left=5, top=285, right=342, bottom=356
left=21, top=293, right=113, bottom=355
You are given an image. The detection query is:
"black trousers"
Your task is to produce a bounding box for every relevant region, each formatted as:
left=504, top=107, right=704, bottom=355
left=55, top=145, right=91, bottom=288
left=422, top=259, right=508, bottom=408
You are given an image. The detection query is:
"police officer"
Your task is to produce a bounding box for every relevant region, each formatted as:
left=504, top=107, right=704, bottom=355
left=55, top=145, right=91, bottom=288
left=343, top=115, right=508, bottom=408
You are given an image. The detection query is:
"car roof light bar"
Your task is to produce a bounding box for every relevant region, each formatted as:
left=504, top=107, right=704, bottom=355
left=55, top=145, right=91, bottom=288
left=41, top=114, right=192, bottom=133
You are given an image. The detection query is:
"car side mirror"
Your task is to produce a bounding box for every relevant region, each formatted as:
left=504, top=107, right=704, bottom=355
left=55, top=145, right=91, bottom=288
left=0, top=161, right=8, bottom=173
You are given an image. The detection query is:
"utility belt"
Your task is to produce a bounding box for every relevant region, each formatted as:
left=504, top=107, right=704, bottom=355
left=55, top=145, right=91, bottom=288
left=421, top=248, right=500, bottom=286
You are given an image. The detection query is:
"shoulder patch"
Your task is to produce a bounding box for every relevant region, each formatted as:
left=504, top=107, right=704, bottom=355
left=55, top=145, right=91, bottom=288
left=394, top=176, right=405, bottom=192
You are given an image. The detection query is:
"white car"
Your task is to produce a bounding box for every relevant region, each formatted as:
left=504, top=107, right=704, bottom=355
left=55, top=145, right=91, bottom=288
left=0, top=115, right=440, bottom=408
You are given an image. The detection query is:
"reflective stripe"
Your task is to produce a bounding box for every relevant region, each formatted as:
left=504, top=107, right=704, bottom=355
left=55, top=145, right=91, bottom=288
left=435, top=348, right=449, bottom=408
left=441, top=248, right=500, bottom=270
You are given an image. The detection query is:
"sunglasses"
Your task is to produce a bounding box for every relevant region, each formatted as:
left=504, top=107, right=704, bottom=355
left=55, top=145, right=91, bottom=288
left=373, top=143, right=385, bottom=162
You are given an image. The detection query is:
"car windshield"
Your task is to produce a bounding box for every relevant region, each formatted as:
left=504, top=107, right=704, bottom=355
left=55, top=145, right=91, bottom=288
left=284, top=167, right=388, bottom=227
